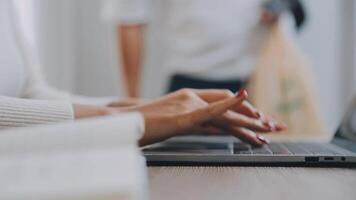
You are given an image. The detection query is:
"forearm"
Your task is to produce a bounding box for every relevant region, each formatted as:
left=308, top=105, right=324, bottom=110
left=118, top=25, right=144, bottom=98
left=0, top=96, right=141, bottom=132
left=72, top=104, right=113, bottom=119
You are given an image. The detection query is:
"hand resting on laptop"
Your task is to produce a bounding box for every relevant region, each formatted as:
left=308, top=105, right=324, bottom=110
left=107, top=89, right=287, bottom=146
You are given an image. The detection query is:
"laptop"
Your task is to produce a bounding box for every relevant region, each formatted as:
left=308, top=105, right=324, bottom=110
left=142, top=97, right=356, bottom=167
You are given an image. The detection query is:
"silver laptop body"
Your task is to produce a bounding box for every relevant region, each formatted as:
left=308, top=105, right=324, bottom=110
left=143, top=136, right=356, bottom=167
left=143, top=98, right=356, bottom=167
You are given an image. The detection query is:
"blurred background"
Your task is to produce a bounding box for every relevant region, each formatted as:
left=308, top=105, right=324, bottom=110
left=10, top=0, right=356, bottom=133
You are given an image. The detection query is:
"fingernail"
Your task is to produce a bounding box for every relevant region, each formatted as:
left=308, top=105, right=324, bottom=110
left=263, top=121, right=272, bottom=128
left=269, top=122, right=277, bottom=131
left=257, top=135, right=269, bottom=144
left=255, top=111, right=262, bottom=118
left=236, top=89, right=248, bottom=98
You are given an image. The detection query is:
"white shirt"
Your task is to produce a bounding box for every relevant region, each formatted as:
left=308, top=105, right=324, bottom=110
left=102, top=0, right=268, bottom=80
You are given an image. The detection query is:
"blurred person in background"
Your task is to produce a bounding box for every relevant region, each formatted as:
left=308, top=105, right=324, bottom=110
left=0, top=0, right=286, bottom=146
left=102, top=0, right=306, bottom=98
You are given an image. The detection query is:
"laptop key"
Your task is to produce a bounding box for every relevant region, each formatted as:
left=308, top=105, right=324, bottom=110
left=233, top=143, right=251, bottom=150
left=233, top=143, right=252, bottom=154
left=234, top=150, right=253, bottom=154
left=282, top=143, right=311, bottom=155
left=252, top=146, right=272, bottom=155
left=299, top=143, right=340, bottom=155
left=268, top=143, right=292, bottom=155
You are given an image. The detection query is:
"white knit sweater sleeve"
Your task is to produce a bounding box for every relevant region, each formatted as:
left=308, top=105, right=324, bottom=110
left=0, top=96, right=73, bottom=129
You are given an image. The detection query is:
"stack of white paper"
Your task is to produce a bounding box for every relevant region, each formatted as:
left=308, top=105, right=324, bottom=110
left=0, top=113, right=148, bottom=200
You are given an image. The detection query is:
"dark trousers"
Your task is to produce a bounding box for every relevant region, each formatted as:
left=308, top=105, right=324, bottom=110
left=167, top=74, right=247, bottom=93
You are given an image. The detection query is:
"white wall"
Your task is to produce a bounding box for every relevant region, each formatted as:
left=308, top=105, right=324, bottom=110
left=75, top=0, right=121, bottom=96
left=34, top=0, right=76, bottom=92
left=296, top=0, right=343, bottom=131
left=33, top=0, right=355, bottom=132
left=353, top=0, right=356, bottom=93
left=34, top=0, right=120, bottom=96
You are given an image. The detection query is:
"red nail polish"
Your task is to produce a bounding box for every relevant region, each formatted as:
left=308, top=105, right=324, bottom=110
left=236, top=89, right=248, bottom=98
left=268, top=121, right=276, bottom=130
left=257, top=135, right=269, bottom=144
left=263, top=121, right=271, bottom=128
left=255, top=111, right=262, bottom=118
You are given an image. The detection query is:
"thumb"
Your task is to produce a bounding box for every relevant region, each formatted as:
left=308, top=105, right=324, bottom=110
left=179, top=89, right=248, bottom=128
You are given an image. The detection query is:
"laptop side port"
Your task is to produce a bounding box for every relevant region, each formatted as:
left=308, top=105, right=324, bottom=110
left=305, top=157, right=319, bottom=163
left=324, top=157, right=334, bottom=161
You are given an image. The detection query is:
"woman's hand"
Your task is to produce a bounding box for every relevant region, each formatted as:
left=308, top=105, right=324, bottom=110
left=114, top=89, right=286, bottom=146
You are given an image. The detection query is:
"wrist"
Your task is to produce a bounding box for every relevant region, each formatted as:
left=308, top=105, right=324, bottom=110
left=97, top=106, right=116, bottom=116
left=73, top=104, right=116, bottom=119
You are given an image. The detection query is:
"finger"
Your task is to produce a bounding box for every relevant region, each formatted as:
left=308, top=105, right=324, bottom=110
left=178, top=89, right=248, bottom=129
left=257, top=114, right=287, bottom=131
left=232, top=127, right=268, bottom=146
left=175, top=126, right=224, bottom=136
left=228, top=126, right=268, bottom=146
left=192, top=89, right=263, bottom=118
left=230, top=127, right=268, bottom=146
left=217, top=111, right=272, bottom=133
left=262, top=116, right=288, bottom=132
left=233, top=101, right=261, bottom=119
left=191, top=89, right=247, bottom=123
left=192, top=89, right=234, bottom=102
left=192, top=89, right=262, bottom=119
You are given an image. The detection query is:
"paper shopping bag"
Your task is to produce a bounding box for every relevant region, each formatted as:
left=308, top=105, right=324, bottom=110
left=248, top=22, right=329, bottom=141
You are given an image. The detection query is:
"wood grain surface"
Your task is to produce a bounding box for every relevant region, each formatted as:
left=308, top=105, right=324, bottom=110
left=148, top=167, right=356, bottom=200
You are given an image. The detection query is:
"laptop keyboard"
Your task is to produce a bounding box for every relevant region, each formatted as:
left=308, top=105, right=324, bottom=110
left=233, top=143, right=342, bottom=155
left=143, top=141, right=345, bottom=156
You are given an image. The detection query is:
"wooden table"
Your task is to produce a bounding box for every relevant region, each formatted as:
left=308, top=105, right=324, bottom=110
left=148, top=167, right=356, bottom=200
